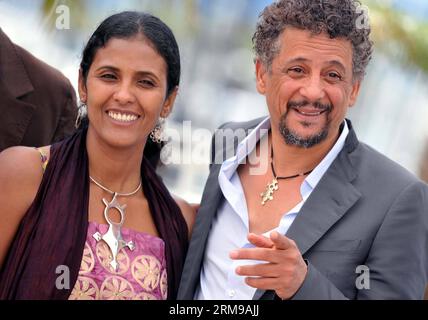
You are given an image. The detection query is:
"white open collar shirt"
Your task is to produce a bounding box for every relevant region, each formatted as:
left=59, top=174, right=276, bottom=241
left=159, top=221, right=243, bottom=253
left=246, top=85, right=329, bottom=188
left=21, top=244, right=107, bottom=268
left=196, top=117, right=349, bottom=300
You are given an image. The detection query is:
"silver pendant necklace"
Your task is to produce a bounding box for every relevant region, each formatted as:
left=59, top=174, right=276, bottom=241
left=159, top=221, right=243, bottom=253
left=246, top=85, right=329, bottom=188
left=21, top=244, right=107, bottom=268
left=90, top=175, right=141, bottom=271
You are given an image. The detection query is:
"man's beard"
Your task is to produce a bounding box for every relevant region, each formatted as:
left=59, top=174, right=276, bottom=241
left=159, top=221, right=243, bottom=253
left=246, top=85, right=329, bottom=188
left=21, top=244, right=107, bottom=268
left=279, top=100, right=332, bottom=149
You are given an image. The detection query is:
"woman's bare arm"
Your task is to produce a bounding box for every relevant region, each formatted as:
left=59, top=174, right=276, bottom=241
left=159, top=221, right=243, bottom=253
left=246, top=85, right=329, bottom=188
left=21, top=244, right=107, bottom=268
left=0, top=147, right=45, bottom=267
left=174, top=195, right=197, bottom=239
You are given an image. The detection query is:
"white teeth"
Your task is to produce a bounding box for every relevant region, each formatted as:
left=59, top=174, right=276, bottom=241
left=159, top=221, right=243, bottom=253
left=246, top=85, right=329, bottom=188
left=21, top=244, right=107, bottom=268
left=296, top=110, right=324, bottom=116
left=108, top=111, right=138, bottom=122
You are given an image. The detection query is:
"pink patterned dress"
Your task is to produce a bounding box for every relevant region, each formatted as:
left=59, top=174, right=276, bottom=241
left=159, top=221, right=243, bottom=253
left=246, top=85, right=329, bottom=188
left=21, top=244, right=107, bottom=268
left=35, top=148, right=168, bottom=300
left=68, top=222, right=168, bottom=300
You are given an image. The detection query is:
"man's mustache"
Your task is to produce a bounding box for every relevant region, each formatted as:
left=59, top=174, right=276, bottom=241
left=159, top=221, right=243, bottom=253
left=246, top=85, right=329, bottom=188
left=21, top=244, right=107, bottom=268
left=287, top=100, right=332, bottom=111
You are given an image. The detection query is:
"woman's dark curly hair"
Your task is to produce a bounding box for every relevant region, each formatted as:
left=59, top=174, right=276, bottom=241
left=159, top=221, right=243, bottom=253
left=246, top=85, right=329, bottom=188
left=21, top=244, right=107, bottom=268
left=253, top=0, right=373, bottom=80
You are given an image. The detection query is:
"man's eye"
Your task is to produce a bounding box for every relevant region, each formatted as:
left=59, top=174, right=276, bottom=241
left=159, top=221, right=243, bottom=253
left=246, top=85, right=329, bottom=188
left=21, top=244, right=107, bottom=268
left=328, top=72, right=342, bottom=80
left=289, top=67, right=304, bottom=74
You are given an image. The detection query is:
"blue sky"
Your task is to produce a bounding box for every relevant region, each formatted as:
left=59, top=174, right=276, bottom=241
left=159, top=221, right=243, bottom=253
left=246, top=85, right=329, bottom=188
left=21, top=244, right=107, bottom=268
left=389, top=0, right=428, bottom=20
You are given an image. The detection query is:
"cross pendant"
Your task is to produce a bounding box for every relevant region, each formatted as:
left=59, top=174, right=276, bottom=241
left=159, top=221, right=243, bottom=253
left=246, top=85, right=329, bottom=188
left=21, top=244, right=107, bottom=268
left=93, top=193, right=135, bottom=271
left=260, top=178, right=279, bottom=205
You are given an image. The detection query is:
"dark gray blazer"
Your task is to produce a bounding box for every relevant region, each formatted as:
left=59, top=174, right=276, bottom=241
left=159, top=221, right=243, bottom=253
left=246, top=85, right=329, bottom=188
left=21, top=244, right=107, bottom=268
left=178, top=118, right=428, bottom=300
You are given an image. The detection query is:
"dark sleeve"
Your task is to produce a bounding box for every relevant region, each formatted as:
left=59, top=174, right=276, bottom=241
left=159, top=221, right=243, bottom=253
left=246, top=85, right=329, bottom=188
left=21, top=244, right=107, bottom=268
left=51, top=79, right=77, bottom=143
left=355, top=181, right=428, bottom=299
left=291, top=261, right=349, bottom=300
left=292, top=181, right=428, bottom=300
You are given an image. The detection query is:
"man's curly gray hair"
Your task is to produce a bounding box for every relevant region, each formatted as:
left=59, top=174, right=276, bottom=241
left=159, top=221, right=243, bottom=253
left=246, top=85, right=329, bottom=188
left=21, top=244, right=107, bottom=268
left=253, top=0, right=373, bottom=80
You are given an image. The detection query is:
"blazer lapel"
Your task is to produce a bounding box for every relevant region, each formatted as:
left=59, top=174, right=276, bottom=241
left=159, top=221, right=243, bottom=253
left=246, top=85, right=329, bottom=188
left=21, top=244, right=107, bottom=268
left=190, top=163, right=223, bottom=254
left=254, top=123, right=362, bottom=300
left=178, top=119, right=265, bottom=299
left=178, top=163, right=223, bottom=299
left=286, top=124, right=361, bottom=255
left=0, top=81, right=36, bottom=150
left=0, top=29, right=36, bottom=150
left=286, top=153, right=361, bottom=256
left=0, top=28, right=34, bottom=97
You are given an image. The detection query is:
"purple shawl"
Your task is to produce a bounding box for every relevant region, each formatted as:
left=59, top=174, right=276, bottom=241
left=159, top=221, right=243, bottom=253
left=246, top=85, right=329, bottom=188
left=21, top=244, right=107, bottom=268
left=0, top=128, right=188, bottom=300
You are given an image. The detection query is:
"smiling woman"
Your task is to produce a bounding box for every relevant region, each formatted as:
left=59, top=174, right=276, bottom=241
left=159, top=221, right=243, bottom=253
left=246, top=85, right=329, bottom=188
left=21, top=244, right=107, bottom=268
left=0, top=11, right=195, bottom=300
left=82, top=36, right=174, bottom=151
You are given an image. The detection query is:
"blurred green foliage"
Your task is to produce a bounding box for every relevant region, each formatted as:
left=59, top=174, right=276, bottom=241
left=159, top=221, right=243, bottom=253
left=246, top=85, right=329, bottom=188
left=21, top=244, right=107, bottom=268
left=365, top=0, right=428, bottom=73
left=41, top=0, right=88, bottom=31
left=40, top=0, right=428, bottom=74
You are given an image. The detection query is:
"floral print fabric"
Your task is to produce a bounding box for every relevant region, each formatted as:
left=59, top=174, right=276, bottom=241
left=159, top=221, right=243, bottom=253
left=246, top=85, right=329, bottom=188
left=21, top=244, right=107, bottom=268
left=69, top=222, right=167, bottom=300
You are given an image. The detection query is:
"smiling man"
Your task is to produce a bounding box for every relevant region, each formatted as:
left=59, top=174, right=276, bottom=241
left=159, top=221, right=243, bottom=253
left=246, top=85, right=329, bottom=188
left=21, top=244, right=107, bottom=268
left=178, top=0, right=428, bottom=300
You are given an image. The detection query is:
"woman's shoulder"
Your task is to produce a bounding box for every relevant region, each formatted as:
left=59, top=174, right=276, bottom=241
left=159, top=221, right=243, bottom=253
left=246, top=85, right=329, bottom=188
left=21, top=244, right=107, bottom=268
left=0, top=146, right=50, bottom=202
left=0, top=146, right=51, bottom=267
left=173, top=195, right=198, bottom=239
left=0, top=145, right=50, bottom=175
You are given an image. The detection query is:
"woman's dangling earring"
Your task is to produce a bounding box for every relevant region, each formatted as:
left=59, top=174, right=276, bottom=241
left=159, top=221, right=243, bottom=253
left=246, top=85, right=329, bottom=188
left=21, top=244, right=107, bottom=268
left=75, top=102, right=88, bottom=129
left=149, top=117, right=166, bottom=144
